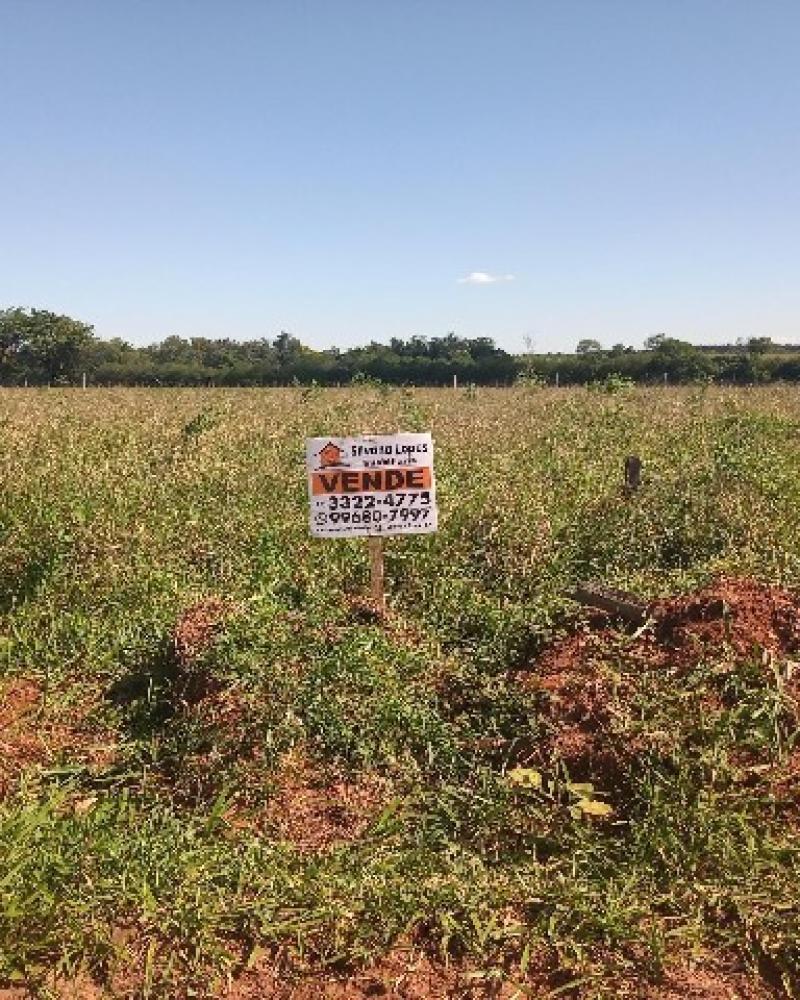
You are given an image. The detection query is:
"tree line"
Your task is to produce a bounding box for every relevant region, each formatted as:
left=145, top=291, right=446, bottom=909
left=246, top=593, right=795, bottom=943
left=2, top=307, right=799, bottom=387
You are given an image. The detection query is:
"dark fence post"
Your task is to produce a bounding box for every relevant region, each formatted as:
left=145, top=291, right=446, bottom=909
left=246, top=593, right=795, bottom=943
left=624, top=455, right=642, bottom=493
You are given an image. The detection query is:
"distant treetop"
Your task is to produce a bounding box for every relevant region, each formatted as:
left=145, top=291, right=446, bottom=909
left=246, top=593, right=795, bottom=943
left=2, top=306, right=799, bottom=387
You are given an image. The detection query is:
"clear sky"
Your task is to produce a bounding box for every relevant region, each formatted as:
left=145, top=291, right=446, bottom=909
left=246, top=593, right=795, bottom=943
left=1, top=1, right=798, bottom=352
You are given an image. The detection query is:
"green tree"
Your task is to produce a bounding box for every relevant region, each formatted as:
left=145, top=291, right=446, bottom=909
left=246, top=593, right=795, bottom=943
left=646, top=337, right=712, bottom=382
left=0, top=307, right=94, bottom=383
left=0, top=308, right=28, bottom=377
left=747, top=336, right=773, bottom=355
left=644, top=333, right=667, bottom=350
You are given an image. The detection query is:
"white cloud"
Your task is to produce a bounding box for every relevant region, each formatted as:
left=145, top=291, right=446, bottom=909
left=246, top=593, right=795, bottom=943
left=457, top=271, right=515, bottom=285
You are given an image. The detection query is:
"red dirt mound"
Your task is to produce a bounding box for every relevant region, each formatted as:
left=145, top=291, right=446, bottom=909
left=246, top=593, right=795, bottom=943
left=526, top=632, right=639, bottom=785
left=650, top=577, right=800, bottom=669
left=171, top=596, right=235, bottom=706
left=518, top=577, right=800, bottom=785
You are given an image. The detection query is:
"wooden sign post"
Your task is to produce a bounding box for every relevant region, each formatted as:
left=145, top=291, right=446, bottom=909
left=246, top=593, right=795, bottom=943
left=369, top=536, right=386, bottom=612
left=306, top=433, right=438, bottom=613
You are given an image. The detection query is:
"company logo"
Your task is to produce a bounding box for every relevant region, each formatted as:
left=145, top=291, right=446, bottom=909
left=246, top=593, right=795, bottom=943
left=317, top=441, right=347, bottom=469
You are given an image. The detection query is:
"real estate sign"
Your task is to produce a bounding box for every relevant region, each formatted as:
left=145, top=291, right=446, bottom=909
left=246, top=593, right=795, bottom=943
left=306, top=432, right=437, bottom=538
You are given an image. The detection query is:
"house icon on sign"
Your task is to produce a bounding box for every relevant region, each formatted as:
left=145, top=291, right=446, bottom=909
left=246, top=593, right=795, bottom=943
left=318, top=441, right=346, bottom=468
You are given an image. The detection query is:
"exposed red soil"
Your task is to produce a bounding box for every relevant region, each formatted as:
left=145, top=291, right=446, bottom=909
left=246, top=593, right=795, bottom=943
left=228, top=947, right=527, bottom=999
left=173, top=596, right=232, bottom=669
left=0, top=677, right=40, bottom=728
left=1, top=945, right=778, bottom=999
left=642, top=953, right=778, bottom=999
left=650, top=577, right=800, bottom=671
left=0, top=678, right=116, bottom=798
left=517, top=626, right=639, bottom=786
left=3, top=954, right=522, bottom=1000
left=538, top=577, right=800, bottom=680
left=258, top=747, right=391, bottom=852
left=228, top=946, right=779, bottom=1000
left=516, top=577, right=800, bottom=785
left=168, top=596, right=238, bottom=711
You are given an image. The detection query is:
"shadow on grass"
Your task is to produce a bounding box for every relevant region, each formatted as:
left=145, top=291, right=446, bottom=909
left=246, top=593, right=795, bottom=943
left=106, top=638, right=227, bottom=803
left=106, top=639, right=182, bottom=742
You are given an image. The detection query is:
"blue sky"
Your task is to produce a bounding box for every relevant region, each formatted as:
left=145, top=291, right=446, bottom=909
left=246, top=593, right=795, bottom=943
left=1, top=1, right=798, bottom=352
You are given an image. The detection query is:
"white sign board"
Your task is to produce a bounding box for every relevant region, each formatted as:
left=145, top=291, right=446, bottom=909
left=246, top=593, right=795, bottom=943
left=306, top=432, right=438, bottom=538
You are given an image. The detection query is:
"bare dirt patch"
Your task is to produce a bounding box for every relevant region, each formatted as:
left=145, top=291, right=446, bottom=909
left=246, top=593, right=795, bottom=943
left=0, top=677, right=40, bottom=726
left=0, top=677, right=116, bottom=798
left=260, top=747, right=391, bottom=852
left=228, top=946, right=523, bottom=999
left=541, top=576, right=800, bottom=680
left=642, top=953, right=778, bottom=999
left=173, top=596, right=232, bottom=670
left=227, top=945, right=779, bottom=999
left=516, top=625, right=639, bottom=787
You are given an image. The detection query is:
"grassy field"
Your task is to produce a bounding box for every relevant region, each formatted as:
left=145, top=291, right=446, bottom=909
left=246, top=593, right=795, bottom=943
left=1, top=385, right=800, bottom=998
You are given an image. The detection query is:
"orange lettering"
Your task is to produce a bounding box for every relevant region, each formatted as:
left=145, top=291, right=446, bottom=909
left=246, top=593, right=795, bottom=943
left=311, top=466, right=432, bottom=496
